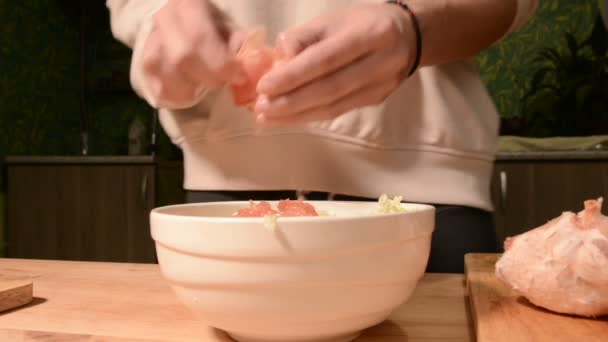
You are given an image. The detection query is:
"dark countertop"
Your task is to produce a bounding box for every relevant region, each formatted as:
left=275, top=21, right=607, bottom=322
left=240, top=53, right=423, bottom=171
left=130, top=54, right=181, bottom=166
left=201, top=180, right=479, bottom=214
left=495, top=150, right=608, bottom=161
left=6, top=150, right=608, bottom=165
left=5, top=155, right=156, bottom=165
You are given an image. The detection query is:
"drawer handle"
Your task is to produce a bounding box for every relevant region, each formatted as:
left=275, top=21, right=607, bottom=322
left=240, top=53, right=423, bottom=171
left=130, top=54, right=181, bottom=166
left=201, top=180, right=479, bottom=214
left=500, top=171, right=507, bottom=215
left=141, top=172, right=149, bottom=208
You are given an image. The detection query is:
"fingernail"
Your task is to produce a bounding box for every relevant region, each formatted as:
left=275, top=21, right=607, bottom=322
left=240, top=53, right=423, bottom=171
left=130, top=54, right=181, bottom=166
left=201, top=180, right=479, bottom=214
left=255, top=113, right=268, bottom=125
left=254, top=95, right=270, bottom=113
left=257, top=76, right=274, bottom=94
left=275, top=35, right=289, bottom=59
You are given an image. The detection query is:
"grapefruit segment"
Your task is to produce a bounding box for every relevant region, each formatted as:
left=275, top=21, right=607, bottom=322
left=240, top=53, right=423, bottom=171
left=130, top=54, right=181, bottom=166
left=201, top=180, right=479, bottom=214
left=277, top=199, right=319, bottom=217
left=234, top=201, right=278, bottom=217
left=230, top=28, right=277, bottom=109
left=234, top=199, right=319, bottom=217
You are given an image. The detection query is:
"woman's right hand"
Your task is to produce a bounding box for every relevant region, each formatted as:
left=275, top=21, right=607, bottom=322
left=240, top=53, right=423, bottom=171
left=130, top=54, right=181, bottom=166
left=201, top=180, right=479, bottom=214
left=142, top=0, right=246, bottom=108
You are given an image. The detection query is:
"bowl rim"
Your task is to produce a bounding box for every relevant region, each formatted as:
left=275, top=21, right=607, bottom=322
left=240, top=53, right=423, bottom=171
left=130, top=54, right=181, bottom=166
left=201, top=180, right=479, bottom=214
left=150, top=200, right=436, bottom=223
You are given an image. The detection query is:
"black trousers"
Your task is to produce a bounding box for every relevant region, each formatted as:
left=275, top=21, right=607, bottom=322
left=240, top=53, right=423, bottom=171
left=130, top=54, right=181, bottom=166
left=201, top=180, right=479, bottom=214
left=186, top=190, right=498, bottom=273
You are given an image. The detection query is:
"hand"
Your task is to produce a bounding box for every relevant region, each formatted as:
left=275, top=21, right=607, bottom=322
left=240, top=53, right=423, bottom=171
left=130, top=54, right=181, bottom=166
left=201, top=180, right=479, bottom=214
left=253, top=3, right=416, bottom=126
left=142, top=0, right=246, bottom=108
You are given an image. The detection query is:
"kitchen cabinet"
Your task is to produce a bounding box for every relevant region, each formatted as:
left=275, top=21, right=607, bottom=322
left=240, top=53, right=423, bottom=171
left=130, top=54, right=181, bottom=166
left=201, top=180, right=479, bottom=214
left=492, top=151, right=608, bottom=245
left=6, top=152, right=608, bottom=261
left=5, top=156, right=157, bottom=263
left=156, top=160, right=185, bottom=207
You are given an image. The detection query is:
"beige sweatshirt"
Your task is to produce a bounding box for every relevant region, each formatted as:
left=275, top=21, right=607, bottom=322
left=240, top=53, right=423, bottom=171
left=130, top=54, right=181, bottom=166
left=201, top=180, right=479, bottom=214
left=107, top=0, right=537, bottom=211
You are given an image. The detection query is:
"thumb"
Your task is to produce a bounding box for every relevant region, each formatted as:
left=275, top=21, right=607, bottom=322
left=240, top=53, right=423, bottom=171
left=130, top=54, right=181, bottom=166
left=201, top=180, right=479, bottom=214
left=197, top=1, right=247, bottom=86
left=200, top=28, right=247, bottom=85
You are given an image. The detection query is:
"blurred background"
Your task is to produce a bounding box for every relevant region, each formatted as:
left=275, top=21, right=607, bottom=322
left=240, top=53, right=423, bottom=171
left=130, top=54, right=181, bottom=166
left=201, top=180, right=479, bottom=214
left=0, top=0, right=607, bottom=262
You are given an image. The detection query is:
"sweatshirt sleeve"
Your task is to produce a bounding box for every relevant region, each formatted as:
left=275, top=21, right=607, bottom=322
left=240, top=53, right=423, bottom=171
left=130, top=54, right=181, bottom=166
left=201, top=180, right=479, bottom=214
left=106, top=0, right=169, bottom=107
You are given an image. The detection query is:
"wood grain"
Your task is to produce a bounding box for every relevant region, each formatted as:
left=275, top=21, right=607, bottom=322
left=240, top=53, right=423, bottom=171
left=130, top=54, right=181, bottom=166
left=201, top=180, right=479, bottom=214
left=491, top=162, right=536, bottom=243
left=0, top=258, right=472, bottom=342
left=492, top=160, right=608, bottom=245
left=0, top=328, right=187, bottom=342
left=6, top=164, right=156, bottom=263
left=0, top=271, right=33, bottom=313
left=465, top=253, right=608, bottom=342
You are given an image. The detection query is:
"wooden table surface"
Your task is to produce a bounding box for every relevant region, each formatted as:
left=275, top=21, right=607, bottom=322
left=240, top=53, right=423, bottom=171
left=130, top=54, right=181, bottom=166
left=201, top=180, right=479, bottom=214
left=0, top=258, right=473, bottom=342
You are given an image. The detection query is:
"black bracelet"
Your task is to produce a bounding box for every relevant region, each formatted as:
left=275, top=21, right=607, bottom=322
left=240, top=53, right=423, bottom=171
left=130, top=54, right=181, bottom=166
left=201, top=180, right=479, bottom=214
left=386, top=0, right=422, bottom=77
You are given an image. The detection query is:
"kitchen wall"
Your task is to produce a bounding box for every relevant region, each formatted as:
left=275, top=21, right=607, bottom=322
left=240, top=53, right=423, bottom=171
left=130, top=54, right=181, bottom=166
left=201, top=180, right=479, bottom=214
left=1, top=1, right=143, bottom=156
left=0, top=1, right=174, bottom=256
left=0, top=0, right=598, bottom=159
left=479, top=0, right=599, bottom=120
left=0, top=0, right=600, bottom=256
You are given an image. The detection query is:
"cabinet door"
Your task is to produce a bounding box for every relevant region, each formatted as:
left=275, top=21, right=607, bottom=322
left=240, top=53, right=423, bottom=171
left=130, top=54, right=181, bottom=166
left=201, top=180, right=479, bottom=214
left=492, top=161, right=608, bottom=246
left=531, top=161, right=608, bottom=222
left=491, top=162, right=536, bottom=245
left=78, top=164, right=157, bottom=263
left=7, top=164, right=157, bottom=263
left=7, top=165, right=81, bottom=260
left=125, top=165, right=157, bottom=263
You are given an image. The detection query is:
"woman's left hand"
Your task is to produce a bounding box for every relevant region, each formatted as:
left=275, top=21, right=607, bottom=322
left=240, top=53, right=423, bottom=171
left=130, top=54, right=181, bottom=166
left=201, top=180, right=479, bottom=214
left=253, top=3, right=416, bottom=126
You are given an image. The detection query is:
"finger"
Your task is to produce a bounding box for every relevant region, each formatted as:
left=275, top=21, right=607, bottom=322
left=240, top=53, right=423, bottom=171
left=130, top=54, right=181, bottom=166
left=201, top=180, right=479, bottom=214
left=257, top=29, right=370, bottom=96
left=255, top=49, right=407, bottom=117
left=157, top=19, right=210, bottom=84
left=206, top=1, right=234, bottom=41
left=229, top=30, right=247, bottom=55
left=256, top=76, right=402, bottom=127
left=149, top=2, right=241, bottom=87
left=142, top=24, right=223, bottom=105
left=174, top=0, right=245, bottom=84
left=198, top=24, right=246, bottom=84
left=274, top=22, right=325, bottom=59
left=144, top=6, right=199, bottom=83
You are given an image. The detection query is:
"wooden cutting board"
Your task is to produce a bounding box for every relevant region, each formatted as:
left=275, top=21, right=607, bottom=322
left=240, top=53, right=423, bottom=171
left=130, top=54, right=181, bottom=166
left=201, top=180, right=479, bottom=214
left=0, top=271, right=33, bottom=313
left=465, top=253, right=608, bottom=342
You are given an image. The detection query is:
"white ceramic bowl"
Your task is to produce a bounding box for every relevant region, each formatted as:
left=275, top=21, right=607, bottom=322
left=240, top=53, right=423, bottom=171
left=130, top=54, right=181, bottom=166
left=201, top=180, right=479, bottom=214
left=150, top=201, right=435, bottom=342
